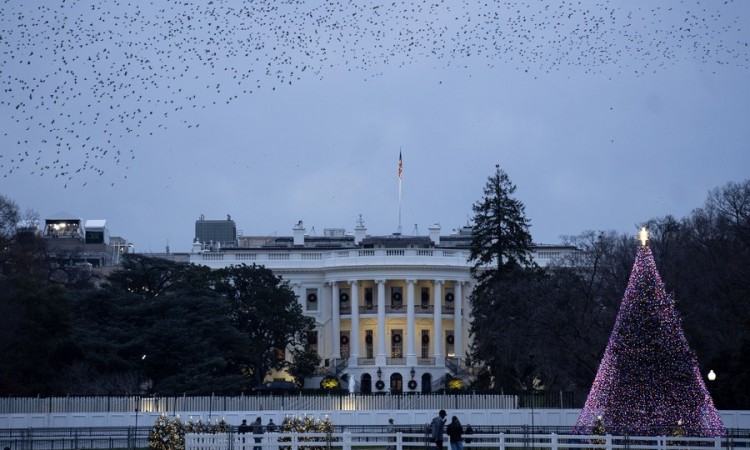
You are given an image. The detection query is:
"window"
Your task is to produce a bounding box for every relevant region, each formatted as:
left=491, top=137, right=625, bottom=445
left=446, top=330, right=455, bottom=356
left=309, top=330, right=318, bottom=355
left=421, top=330, right=430, bottom=358
left=340, top=332, right=350, bottom=359
left=364, top=287, right=374, bottom=309
left=306, top=288, right=318, bottom=311
left=365, top=330, right=374, bottom=358
left=421, top=287, right=430, bottom=308
left=390, top=372, right=403, bottom=394
left=391, top=329, right=403, bottom=358
left=391, top=286, right=403, bottom=309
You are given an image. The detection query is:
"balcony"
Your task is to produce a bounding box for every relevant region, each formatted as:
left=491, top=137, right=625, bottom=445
left=338, top=304, right=451, bottom=315
left=193, top=248, right=472, bottom=270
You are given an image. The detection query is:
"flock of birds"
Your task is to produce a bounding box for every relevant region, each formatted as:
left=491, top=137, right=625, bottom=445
left=1, top=0, right=748, bottom=186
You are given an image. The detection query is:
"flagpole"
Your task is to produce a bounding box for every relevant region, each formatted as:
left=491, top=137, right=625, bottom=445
left=398, top=150, right=403, bottom=234
left=398, top=176, right=402, bottom=234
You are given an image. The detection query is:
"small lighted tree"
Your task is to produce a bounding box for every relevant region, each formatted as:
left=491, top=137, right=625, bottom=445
left=591, top=416, right=606, bottom=446
left=574, top=229, right=724, bottom=437
left=149, top=416, right=185, bottom=450
left=278, top=415, right=334, bottom=450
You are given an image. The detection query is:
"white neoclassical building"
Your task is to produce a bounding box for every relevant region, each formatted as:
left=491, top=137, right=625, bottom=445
left=189, top=217, right=575, bottom=394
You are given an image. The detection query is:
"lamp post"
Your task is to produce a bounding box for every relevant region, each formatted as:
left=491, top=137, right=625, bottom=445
left=707, top=370, right=718, bottom=409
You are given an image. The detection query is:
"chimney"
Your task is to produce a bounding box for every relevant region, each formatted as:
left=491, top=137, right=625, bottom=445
left=354, top=215, right=367, bottom=245
left=293, top=220, right=306, bottom=246
left=428, top=223, right=441, bottom=245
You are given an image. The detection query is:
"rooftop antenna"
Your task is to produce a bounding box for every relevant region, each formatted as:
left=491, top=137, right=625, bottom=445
left=413, top=224, right=419, bottom=235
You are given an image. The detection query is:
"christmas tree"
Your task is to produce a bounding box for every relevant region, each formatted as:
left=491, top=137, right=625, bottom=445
left=574, top=229, right=724, bottom=437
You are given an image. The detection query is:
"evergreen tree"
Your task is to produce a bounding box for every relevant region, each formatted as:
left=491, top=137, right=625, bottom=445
left=574, top=231, right=724, bottom=436
left=468, top=164, right=533, bottom=285
left=467, top=165, right=535, bottom=389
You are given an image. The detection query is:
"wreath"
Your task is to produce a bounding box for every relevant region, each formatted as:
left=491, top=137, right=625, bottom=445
left=307, top=293, right=318, bottom=302
left=340, top=335, right=349, bottom=345
left=408, top=380, right=418, bottom=390
left=375, top=380, right=385, bottom=390
left=340, top=292, right=349, bottom=302
left=445, top=293, right=455, bottom=303
left=392, top=292, right=402, bottom=302
left=422, top=335, right=430, bottom=344
left=446, top=335, right=454, bottom=345
left=365, top=335, right=373, bottom=344
left=392, top=334, right=402, bottom=344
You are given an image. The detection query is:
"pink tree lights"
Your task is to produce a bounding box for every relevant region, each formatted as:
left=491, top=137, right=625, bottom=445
left=574, top=228, right=724, bottom=436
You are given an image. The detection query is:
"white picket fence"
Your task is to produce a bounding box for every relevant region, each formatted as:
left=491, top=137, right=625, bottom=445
left=0, top=394, right=519, bottom=414
left=185, top=431, right=750, bottom=450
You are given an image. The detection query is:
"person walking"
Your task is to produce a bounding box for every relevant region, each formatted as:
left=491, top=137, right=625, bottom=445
left=430, top=410, right=447, bottom=450
left=266, top=419, right=277, bottom=433
left=446, top=416, right=464, bottom=450
left=386, top=418, right=396, bottom=450
left=252, top=417, right=263, bottom=450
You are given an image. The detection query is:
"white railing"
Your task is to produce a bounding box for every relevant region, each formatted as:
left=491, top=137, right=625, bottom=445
left=196, top=249, right=473, bottom=269
left=186, top=432, right=750, bottom=450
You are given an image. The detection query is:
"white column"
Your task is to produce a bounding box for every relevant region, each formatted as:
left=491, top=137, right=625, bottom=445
left=349, top=280, right=360, bottom=367
left=453, top=281, right=463, bottom=360
left=291, top=282, right=302, bottom=304
left=331, top=282, right=341, bottom=359
left=376, top=279, right=387, bottom=366
left=406, top=279, right=417, bottom=366
left=433, top=280, right=444, bottom=365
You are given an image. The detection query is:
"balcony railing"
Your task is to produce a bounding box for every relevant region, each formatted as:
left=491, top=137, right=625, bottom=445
left=195, top=248, right=472, bottom=269
left=338, top=304, right=454, bottom=315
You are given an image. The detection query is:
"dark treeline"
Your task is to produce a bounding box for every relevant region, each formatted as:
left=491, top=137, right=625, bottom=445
left=1, top=180, right=748, bottom=408
left=0, top=198, right=317, bottom=396
left=468, top=180, right=750, bottom=409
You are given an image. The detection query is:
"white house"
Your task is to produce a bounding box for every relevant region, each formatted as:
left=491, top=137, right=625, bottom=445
left=189, top=217, right=577, bottom=394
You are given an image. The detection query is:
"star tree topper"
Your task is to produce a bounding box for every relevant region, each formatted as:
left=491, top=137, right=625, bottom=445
left=638, top=227, right=649, bottom=246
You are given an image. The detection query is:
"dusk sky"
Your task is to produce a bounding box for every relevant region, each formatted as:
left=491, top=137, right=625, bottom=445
left=2, top=1, right=748, bottom=252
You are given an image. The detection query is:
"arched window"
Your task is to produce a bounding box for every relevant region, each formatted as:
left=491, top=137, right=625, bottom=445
left=421, top=373, right=432, bottom=394
left=360, top=373, right=372, bottom=394
left=390, top=372, right=403, bottom=394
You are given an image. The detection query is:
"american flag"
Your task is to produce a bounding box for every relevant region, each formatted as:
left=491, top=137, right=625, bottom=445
left=398, top=151, right=403, bottom=180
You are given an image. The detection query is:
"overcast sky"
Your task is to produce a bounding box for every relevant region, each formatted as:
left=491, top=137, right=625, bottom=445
left=2, top=1, right=749, bottom=252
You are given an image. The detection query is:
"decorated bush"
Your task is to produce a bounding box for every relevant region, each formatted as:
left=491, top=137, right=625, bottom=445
left=278, top=415, right=334, bottom=450
left=320, top=376, right=340, bottom=390
left=149, top=415, right=229, bottom=450
left=446, top=377, right=465, bottom=391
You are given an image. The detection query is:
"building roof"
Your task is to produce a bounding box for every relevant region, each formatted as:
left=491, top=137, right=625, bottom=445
left=85, top=219, right=107, bottom=229
left=360, top=235, right=434, bottom=248
left=46, top=211, right=81, bottom=221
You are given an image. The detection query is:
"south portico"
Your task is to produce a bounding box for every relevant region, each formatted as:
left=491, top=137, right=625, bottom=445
left=296, top=274, right=471, bottom=393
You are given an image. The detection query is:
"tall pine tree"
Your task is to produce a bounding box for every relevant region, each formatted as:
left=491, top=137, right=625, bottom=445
left=468, top=164, right=533, bottom=284
left=468, top=165, right=535, bottom=389
left=574, top=229, right=723, bottom=436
